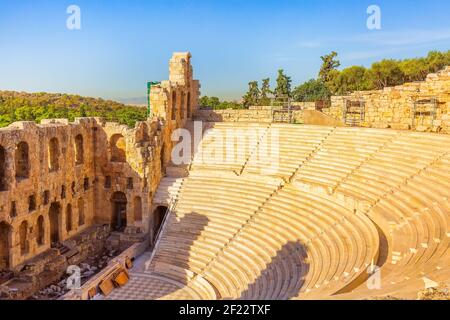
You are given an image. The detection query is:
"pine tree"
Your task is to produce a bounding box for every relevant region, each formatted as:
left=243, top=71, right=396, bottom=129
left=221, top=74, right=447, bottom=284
left=319, top=51, right=341, bottom=83
left=242, top=81, right=260, bottom=107
left=274, top=69, right=292, bottom=99
left=259, top=78, right=272, bottom=105
left=318, top=51, right=341, bottom=94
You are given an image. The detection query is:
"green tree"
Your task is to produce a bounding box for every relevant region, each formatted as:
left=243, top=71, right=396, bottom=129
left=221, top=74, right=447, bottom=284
left=242, top=81, right=261, bottom=107
left=198, top=96, right=243, bottom=110
left=426, top=50, right=450, bottom=73
left=319, top=51, right=341, bottom=85
left=259, top=78, right=272, bottom=105
left=199, top=96, right=220, bottom=109
left=292, top=79, right=330, bottom=102
left=0, top=90, right=147, bottom=128
left=274, top=70, right=292, bottom=99
left=399, top=58, right=429, bottom=82
left=371, top=59, right=405, bottom=89
left=331, top=66, right=374, bottom=95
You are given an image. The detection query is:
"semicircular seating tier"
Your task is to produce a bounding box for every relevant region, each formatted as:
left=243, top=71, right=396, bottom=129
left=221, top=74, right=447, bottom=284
left=147, top=123, right=450, bottom=300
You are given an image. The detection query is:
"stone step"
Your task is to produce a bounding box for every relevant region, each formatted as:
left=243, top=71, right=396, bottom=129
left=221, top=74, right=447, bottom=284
left=166, top=166, right=189, bottom=178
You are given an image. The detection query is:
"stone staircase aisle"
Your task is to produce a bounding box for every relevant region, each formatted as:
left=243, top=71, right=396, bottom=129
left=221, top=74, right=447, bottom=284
left=153, top=176, right=185, bottom=206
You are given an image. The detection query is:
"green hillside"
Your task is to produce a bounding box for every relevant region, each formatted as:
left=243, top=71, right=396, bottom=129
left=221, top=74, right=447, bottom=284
left=0, top=91, right=147, bottom=128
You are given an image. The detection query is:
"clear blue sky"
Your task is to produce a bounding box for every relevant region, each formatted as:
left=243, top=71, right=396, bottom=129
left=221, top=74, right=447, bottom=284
left=1, top=0, right=449, bottom=102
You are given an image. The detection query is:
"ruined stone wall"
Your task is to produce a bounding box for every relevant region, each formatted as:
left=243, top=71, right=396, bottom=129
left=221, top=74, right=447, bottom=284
left=193, top=106, right=273, bottom=123
left=0, top=52, right=200, bottom=270
left=193, top=103, right=318, bottom=124
left=325, top=66, right=450, bottom=132
left=0, top=118, right=97, bottom=269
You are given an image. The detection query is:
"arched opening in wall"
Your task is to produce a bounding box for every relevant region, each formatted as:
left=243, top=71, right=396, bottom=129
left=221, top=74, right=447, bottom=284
left=111, top=192, right=127, bottom=232
left=134, top=196, right=142, bottom=222
left=0, top=222, right=11, bottom=269
left=48, top=138, right=60, bottom=172
left=171, top=91, right=177, bottom=121
left=187, top=92, right=191, bottom=118
left=75, top=134, right=84, bottom=165
left=0, top=146, right=6, bottom=191
left=61, top=185, right=66, bottom=199
left=66, top=204, right=73, bottom=232
left=180, top=92, right=185, bottom=119
left=137, top=123, right=150, bottom=143
left=153, top=206, right=168, bottom=243
left=28, top=194, right=36, bottom=212
left=15, top=141, right=30, bottom=180
left=104, top=176, right=112, bottom=189
left=78, top=198, right=85, bottom=226
left=37, top=215, right=45, bottom=246
left=110, top=134, right=126, bottom=162
left=49, top=202, right=61, bottom=245
left=19, top=221, right=29, bottom=255
left=160, top=143, right=165, bottom=175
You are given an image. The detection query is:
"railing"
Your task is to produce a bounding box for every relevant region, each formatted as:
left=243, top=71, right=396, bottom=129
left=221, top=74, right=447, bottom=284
left=145, top=196, right=179, bottom=270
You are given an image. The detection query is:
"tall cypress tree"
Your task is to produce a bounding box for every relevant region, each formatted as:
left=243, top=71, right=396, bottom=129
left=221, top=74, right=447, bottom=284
left=259, top=78, right=272, bottom=105
left=242, top=81, right=260, bottom=107
left=274, top=69, right=292, bottom=99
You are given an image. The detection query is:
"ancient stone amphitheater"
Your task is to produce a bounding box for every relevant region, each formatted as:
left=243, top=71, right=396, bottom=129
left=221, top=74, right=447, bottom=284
left=0, top=53, right=449, bottom=300
left=145, top=123, right=450, bottom=300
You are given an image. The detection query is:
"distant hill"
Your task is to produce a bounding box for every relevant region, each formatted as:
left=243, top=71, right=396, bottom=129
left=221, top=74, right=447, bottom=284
left=116, top=96, right=148, bottom=106
left=0, top=91, right=148, bottom=128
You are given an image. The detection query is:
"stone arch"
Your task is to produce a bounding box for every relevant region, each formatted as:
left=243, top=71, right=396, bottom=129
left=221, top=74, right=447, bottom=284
left=48, top=137, right=60, bottom=172
left=49, top=202, right=61, bottom=244
left=171, top=91, right=177, bottom=120
left=15, top=141, right=30, bottom=179
left=19, top=221, right=29, bottom=255
left=187, top=91, right=191, bottom=118
left=0, top=221, right=12, bottom=269
left=36, top=215, right=45, bottom=246
left=74, top=134, right=84, bottom=165
left=111, top=192, right=127, bottom=231
left=134, top=196, right=142, bottom=222
left=110, top=134, right=126, bottom=162
left=78, top=198, right=85, bottom=226
left=66, top=204, right=73, bottom=232
left=0, top=145, right=6, bottom=191
left=152, top=205, right=168, bottom=243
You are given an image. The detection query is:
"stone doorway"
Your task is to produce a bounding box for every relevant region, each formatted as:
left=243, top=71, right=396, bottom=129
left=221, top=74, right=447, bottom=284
left=111, top=192, right=127, bottom=232
left=0, top=222, right=11, bottom=269
left=49, top=202, right=61, bottom=245
left=153, top=205, right=168, bottom=243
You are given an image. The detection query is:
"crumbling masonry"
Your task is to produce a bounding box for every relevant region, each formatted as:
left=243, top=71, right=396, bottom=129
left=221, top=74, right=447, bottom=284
left=0, top=53, right=199, bottom=296
left=324, top=67, right=450, bottom=132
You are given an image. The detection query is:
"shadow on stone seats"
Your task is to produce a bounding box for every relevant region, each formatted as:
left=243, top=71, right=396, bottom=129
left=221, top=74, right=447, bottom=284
left=139, top=211, right=211, bottom=300
left=238, top=241, right=309, bottom=300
